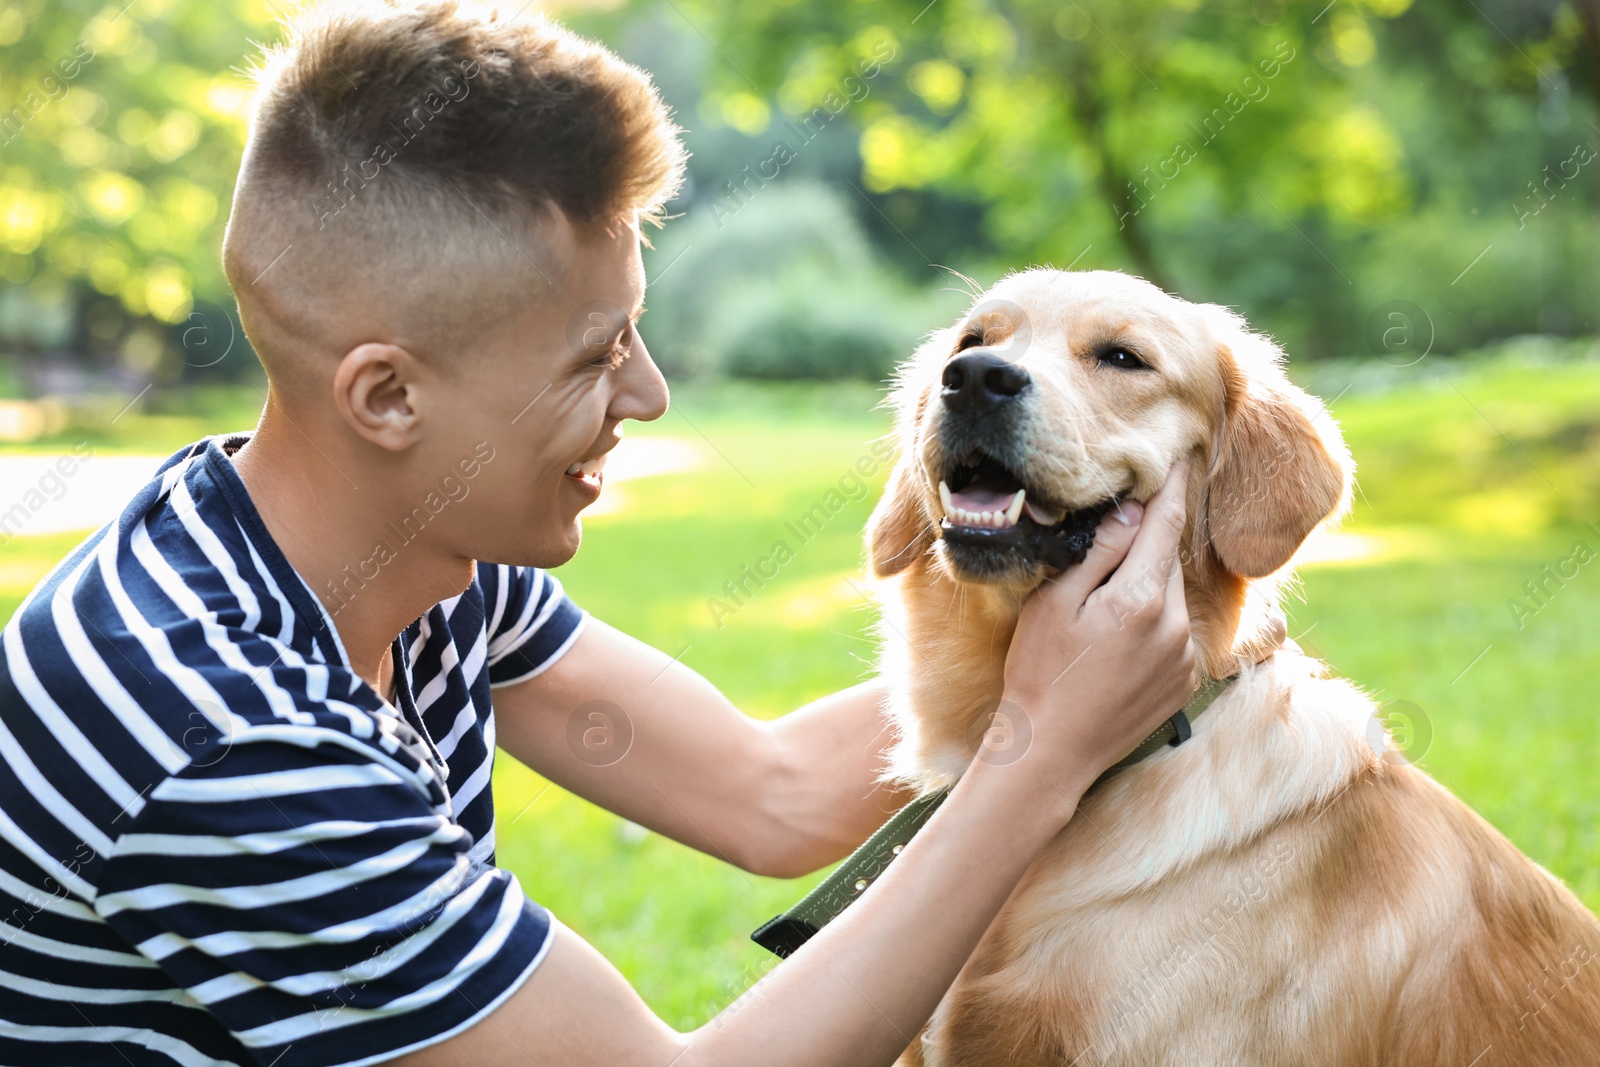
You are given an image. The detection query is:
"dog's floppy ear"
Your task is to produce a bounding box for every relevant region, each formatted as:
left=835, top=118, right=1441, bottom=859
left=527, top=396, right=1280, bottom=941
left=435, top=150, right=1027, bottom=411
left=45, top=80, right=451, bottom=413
left=1204, top=321, right=1352, bottom=578
left=868, top=449, right=937, bottom=578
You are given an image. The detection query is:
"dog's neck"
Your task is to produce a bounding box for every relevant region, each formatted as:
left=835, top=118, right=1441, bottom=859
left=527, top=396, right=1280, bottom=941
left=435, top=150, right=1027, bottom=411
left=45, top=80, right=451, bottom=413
left=878, top=549, right=1277, bottom=793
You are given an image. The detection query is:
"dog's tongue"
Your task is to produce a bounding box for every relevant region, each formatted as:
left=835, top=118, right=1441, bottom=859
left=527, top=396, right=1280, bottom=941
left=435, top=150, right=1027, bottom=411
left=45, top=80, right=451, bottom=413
left=1024, top=498, right=1064, bottom=525
left=949, top=486, right=1018, bottom=512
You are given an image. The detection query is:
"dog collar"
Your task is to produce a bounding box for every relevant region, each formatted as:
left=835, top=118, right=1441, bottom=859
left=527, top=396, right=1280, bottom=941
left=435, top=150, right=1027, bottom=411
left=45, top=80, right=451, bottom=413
left=751, top=673, right=1239, bottom=958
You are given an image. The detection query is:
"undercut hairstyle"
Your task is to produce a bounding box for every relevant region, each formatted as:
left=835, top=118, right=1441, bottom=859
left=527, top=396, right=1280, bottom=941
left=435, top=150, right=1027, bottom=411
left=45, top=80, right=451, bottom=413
left=222, top=0, right=686, bottom=381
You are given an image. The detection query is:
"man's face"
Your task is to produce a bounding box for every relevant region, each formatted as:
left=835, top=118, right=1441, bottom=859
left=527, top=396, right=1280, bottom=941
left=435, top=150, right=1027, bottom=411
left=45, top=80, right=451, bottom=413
left=417, top=214, right=667, bottom=569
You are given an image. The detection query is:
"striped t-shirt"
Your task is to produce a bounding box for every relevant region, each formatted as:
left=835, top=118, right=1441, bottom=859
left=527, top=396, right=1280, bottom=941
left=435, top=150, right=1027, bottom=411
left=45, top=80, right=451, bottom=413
left=0, top=433, right=587, bottom=1066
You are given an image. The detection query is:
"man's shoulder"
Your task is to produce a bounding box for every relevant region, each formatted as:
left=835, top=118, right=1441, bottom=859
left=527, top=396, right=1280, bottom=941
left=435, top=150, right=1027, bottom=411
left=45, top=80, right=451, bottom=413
left=465, top=562, right=588, bottom=685
left=9, top=430, right=352, bottom=672
left=7, top=587, right=388, bottom=744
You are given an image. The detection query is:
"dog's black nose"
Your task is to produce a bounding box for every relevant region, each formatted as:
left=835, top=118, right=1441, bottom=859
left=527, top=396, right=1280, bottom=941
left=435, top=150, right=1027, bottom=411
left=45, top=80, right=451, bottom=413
left=941, top=351, right=1031, bottom=413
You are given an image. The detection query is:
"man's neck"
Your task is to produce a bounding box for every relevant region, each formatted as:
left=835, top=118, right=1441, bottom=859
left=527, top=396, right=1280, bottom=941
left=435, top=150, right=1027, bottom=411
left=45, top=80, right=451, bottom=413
left=228, top=407, right=474, bottom=693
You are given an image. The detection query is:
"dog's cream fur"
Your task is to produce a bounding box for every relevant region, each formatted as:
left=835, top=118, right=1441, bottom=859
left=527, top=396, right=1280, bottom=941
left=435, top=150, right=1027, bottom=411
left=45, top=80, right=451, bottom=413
left=868, top=270, right=1600, bottom=1066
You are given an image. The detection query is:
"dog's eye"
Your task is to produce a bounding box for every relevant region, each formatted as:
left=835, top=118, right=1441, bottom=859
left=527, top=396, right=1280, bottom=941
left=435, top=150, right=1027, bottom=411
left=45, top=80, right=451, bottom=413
left=1097, top=346, right=1148, bottom=371
left=954, top=331, right=985, bottom=354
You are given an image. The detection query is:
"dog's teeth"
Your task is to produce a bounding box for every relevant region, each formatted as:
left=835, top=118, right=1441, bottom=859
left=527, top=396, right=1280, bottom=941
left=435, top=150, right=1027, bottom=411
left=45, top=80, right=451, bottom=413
left=1005, top=490, right=1025, bottom=526
left=939, top=481, right=953, bottom=518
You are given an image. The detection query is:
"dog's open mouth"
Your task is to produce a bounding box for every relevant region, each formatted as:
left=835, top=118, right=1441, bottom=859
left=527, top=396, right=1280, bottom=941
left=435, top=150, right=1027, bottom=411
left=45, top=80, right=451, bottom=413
left=937, top=452, right=1121, bottom=573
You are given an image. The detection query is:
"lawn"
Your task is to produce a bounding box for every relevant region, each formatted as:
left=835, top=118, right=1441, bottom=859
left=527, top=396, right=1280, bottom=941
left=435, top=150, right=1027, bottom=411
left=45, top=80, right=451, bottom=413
left=1, top=350, right=1597, bottom=1029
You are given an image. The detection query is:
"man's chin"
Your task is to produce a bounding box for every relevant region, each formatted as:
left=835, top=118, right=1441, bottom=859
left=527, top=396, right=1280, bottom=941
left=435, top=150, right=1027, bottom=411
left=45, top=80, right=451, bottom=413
left=535, top=519, right=582, bottom=569
left=484, top=520, right=582, bottom=571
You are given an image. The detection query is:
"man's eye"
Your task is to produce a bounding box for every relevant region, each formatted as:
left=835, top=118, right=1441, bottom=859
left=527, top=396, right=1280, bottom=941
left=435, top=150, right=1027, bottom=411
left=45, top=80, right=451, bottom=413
left=588, top=325, right=634, bottom=369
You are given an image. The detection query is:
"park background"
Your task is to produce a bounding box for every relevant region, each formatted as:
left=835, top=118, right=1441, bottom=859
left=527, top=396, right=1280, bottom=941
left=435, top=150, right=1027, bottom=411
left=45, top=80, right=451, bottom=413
left=2, top=0, right=1598, bottom=1028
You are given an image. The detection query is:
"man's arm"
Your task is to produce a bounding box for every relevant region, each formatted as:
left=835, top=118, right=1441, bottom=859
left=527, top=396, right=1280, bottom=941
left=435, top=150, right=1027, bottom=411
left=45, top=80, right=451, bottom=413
left=493, top=620, right=913, bottom=877
left=390, top=464, right=1199, bottom=1067
left=395, top=748, right=1095, bottom=1067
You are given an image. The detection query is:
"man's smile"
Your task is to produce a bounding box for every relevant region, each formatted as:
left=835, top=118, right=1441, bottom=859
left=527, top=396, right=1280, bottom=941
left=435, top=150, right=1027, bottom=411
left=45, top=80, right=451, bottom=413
left=564, top=438, right=618, bottom=497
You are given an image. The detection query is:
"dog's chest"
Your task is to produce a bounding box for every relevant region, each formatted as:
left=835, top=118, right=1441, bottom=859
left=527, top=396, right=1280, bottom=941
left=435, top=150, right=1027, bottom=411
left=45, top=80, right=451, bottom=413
left=918, top=830, right=1316, bottom=1067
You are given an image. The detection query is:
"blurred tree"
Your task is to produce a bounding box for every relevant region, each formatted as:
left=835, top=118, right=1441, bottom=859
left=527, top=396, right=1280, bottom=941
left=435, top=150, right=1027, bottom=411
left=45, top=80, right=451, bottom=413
left=0, top=0, right=1594, bottom=383
left=682, top=0, right=1599, bottom=356
left=684, top=0, right=1427, bottom=288
left=0, top=0, right=271, bottom=371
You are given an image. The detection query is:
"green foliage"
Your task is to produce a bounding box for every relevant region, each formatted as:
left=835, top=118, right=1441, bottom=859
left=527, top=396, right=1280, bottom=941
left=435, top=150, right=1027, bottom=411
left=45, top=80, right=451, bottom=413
left=720, top=300, right=895, bottom=380
left=2, top=0, right=1597, bottom=388
left=0, top=0, right=273, bottom=324
left=677, top=0, right=1600, bottom=359
left=643, top=181, right=964, bottom=380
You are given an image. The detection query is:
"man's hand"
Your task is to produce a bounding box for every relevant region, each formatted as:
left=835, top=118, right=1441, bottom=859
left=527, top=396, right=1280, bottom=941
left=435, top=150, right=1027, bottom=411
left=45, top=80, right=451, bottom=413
left=996, top=459, right=1200, bottom=813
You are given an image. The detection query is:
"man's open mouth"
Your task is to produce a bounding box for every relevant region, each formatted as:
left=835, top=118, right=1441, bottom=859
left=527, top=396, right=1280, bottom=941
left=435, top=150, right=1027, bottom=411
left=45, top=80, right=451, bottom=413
left=937, top=451, right=1121, bottom=572
left=565, top=452, right=607, bottom=489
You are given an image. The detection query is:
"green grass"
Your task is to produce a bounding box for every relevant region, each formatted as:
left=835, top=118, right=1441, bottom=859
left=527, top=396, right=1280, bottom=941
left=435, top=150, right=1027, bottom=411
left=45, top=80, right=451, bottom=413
left=1, top=354, right=1597, bottom=1029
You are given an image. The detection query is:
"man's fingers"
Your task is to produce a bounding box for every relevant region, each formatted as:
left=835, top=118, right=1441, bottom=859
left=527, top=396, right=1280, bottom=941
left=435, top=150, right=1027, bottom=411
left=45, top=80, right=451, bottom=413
left=1255, top=608, right=1288, bottom=664
left=1163, top=509, right=1188, bottom=617
left=1055, top=499, right=1144, bottom=605
left=1117, top=458, right=1191, bottom=600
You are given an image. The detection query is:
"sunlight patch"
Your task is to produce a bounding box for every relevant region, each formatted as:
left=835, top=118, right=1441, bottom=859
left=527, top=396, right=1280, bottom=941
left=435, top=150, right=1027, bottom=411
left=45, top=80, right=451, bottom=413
left=1295, top=525, right=1438, bottom=569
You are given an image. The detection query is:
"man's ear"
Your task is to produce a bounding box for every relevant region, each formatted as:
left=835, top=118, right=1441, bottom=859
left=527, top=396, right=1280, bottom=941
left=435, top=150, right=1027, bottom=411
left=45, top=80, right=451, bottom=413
left=333, top=342, right=422, bottom=451
left=868, top=451, right=937, bottom=578
left=1204, top=332, right=1353, bottom=578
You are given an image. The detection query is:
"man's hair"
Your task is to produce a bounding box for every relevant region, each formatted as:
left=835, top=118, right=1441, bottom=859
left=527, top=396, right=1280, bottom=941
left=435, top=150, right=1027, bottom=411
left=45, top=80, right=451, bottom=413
left=223, top=0, right=686, bottom=378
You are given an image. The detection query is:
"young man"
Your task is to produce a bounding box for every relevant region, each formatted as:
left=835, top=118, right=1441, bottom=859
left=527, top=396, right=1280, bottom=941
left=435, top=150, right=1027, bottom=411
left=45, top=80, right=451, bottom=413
left=0, top=4, right=1224, bottom=1065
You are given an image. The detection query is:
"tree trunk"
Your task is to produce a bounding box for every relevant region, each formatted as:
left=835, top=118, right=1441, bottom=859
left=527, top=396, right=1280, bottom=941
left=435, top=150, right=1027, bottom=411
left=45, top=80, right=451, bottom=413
left=1062, top=45, right=1171, bottom=290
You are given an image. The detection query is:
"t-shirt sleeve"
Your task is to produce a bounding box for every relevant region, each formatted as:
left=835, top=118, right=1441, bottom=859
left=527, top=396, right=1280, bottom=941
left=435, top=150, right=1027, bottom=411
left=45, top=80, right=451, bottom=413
left=478, top=564, right=587, bottom=687
left=94, top=735, right=555, bottom=1067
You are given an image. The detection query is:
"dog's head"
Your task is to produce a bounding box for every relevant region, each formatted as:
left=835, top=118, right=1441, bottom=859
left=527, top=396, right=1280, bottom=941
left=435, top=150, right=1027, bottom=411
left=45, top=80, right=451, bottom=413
left=869, top=269, right=1352, bottom=613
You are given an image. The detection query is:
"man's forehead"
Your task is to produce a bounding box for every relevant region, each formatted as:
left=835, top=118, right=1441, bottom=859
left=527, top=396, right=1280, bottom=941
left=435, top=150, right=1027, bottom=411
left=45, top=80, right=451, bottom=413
left=549, top=214, right=644, bottom=309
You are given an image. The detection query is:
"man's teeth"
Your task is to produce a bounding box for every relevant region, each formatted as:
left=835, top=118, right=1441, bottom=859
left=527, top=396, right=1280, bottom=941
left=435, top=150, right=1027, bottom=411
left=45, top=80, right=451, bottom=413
left=937, top=481, right=1026, bottom=529
left=565, top=455, right=606, bottom=478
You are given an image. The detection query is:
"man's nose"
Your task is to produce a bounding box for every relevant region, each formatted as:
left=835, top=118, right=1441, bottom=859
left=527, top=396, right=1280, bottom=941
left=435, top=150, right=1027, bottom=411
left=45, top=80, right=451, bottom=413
left=941, top=351, right=1031, bottom=414
left=612, top=329, right=669, bottom=423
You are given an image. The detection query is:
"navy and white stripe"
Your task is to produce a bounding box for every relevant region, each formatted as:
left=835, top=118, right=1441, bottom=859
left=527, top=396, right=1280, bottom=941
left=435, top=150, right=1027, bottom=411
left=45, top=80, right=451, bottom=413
left=0, top=434, right=586, bottom=1066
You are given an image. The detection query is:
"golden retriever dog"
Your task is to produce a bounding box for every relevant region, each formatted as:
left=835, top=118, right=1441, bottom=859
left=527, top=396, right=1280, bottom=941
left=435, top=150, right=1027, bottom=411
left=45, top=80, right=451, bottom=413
left=866, top=269, right=1600, bottom=1066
